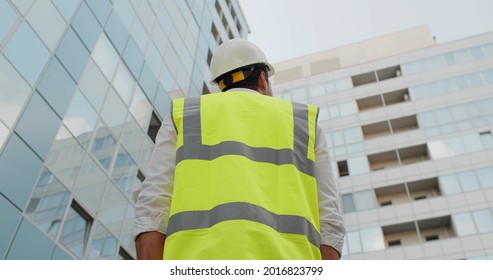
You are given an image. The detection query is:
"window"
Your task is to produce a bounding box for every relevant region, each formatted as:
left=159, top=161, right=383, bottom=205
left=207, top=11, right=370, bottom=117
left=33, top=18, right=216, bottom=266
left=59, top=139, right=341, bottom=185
left=342, top=194, right=355, bottom=213
left=414, top=196, right=427, bottom=201
left=0, top=56, right=32, bottom=128
left=26, top=168, right=70, bottom=238
left=380, top=201, right=392, bottom=207
left=60, top=201, right=93, bottom=258
left=425, top=235, right=439, bottom=241
left=388, top=240, right=401, bottom=247
left=452, top=213, right=477, bottom=236
left=4, top=22, right=51, bottom=85
left=480, top=131, right=493, bottom=149
left=337, top=161, right=349, bottom=177
left=147, top=111, right=160, bottom=143
left=118, top=248, right=133, bottom=260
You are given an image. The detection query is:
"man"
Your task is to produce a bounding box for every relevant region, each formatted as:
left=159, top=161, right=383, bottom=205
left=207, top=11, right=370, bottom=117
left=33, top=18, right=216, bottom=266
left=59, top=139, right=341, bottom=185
left=135, top=39, right=345, bottom=260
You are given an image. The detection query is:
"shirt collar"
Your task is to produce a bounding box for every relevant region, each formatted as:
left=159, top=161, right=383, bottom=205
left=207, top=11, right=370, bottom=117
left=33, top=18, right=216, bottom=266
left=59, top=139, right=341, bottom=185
left=226, top=88, right=261, bottom=94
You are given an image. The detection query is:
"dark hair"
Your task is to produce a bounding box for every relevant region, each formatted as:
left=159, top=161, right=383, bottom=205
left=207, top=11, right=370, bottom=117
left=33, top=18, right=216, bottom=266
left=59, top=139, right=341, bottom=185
left=216, top=64, right=269, bottom=92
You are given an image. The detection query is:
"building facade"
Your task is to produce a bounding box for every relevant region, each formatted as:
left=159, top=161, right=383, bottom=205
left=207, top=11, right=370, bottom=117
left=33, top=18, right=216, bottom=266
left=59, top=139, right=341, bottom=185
left=272, top=26, right=493, bottom=259
left=0, top=0, right=248, bottom=259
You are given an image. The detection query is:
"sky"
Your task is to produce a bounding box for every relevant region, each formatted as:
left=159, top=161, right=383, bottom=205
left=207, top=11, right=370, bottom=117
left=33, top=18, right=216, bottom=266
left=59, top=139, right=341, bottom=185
left=238, top=0, right=493, bottom=63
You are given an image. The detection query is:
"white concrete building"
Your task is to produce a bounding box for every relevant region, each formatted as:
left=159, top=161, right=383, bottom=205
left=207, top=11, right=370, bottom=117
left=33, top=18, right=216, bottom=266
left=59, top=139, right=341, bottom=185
left=272, top=26, right=493, bottom=260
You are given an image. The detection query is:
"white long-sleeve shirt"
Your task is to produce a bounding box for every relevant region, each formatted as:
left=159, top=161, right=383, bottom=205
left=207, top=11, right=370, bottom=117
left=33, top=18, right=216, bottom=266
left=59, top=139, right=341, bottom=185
left=134, top=89, right=345, bottom=254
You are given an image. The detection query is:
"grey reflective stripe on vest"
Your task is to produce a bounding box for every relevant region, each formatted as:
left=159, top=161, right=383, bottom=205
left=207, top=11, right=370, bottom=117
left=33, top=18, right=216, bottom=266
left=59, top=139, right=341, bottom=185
left=177, top=96, right=315, bottom=176
left=167, top=201, right=321, bottom=247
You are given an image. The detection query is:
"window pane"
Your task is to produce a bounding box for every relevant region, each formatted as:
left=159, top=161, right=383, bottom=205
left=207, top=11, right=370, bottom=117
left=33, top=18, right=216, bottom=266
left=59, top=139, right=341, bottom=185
left=478, top=98, right=493, bottom=115
left=339, top=101, right=357, bottom=116
left=325, top=81, right=336, bottom=93
left=417, top=111, right=437, bottom=128
left=0, top=134, right=43, bottom=209
left=484, top=43, right=493, bottom=57
left=25, top=169, right=70, bottom=238
left=0, top=1, right=18, bottom=43
left=71, top=2, right=102, bottom=52
left=0, top=57, right=32, bottom=128
left=99, top=182, right=127, bottom=234
left=45, top=126, right=85, bottom=190
left=123, top=37, right=144, bottom=80
left=56, top=27, right=90, bottom=82
left=472, top=209, right=493, bottom=233
left=310, top=83, right=325, bottom=98
left=89, top=222, right=117, bottom=260
left=114, top=63, right=136, bottom=104
left=101, top=89, right=128, bottom=138
left=52, top=0, right=81, bottom=21
left=444, top=137, right=466, bottom=156
left=476, top=167, right=493, bottom=189
left=38, top=58, right=77, bottom=116
left=131, top=18, right=148, bottom=52
left=79, top=60, right=109, bottom=112
left=105, top=10, right=129, bottom=54
left=60, top=204, right=91, bottom=258
left=455, top=76, right=468, bottom=90
left=73, top=155, right=108, bottom=213
left=466, top=72, right=483, bottom=87
left=6, top=219, right=54, bottom=260
left=91, top=125, right=117, bottom=171
left=439, top=174, right=462, bottom=195
left=0, top=195, right=22, bottom=257
left=335, top=77, right=353, bottom=91
left=482, top=69, right=493, bottom=85
left=332, top=131, right=344, bottom=146
left=435, top=108, right=453, bottom=125
left=120, top=203, right=136, bottom=251
left=453, top=49, right=473, bottom=64
left=348, top=156, right=370, bottom=176
left=4, top=22, right=50, bottom=85
left=344, top=127, right=363, bottom=144
left=15, top=92, right=62, bottom=160
left=318, top=107, right=329, bottom=121
left=26, top=0, right=66, bottom=51
left=342, top=194, right=355, bottom=213
left=85, top=0, right=112, bottom=26
left=462, top=134, right=483, bottom=153
left=92, top=34, right=119, bottom=81
left=145, top=41, right=163, bottom=77
left=470, top=46, right=485, bottom=59
left=453, top=212, right=477, bottom=236
left=480, top=132, right=493, bottom=149
left=292, top=88, right=307, bottom=102
left=450, top=105, right=468, bottom=121
left=360, top=227, right=385, bottom=252
left=113, top=0, right=136, bottom=30
left=458, top=171, right=480, bottom=192
left=63, top=91, right=98, bottom=147
left=347, top=231, right=362, bottom=254
left=112, top=146, right=138, bottom=197
left=354, top=190, right=375, bottom=211
left=329, top=104, right=340, bottom=118
left=0, top=121, right=9, bottom=150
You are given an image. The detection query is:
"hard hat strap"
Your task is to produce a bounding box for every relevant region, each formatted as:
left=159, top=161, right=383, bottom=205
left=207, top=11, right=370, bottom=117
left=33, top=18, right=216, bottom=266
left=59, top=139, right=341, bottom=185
left=218, top=64, right=265, bottom=91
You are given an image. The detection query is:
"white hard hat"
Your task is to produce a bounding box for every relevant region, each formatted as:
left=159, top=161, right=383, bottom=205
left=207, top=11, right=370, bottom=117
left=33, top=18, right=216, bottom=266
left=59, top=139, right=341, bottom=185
left=210, top=39, right=275, bottom=86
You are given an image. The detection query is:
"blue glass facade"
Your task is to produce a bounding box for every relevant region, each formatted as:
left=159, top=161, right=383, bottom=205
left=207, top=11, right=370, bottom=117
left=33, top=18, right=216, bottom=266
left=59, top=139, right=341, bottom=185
left=0, top=0, right=248, bottom=259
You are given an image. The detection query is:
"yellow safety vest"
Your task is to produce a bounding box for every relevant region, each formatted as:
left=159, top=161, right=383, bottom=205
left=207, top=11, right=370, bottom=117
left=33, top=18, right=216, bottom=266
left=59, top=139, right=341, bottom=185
left=165, top=91, right=320, bottom=259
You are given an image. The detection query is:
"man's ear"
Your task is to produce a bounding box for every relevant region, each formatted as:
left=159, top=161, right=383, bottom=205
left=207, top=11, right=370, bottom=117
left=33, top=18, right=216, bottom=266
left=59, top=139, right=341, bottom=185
left=257, top=71, right=270, bottom=96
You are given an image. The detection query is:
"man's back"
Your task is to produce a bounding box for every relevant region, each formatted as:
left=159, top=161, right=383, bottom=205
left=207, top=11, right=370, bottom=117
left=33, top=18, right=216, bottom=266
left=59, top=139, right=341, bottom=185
left=164, top=92, right=322, bottom=259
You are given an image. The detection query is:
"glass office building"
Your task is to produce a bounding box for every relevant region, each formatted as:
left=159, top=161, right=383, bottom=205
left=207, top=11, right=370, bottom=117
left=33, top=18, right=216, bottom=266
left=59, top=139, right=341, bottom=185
left=272, top=26, right=493, bottom=259
left=0, top=0, right=248, bottom=259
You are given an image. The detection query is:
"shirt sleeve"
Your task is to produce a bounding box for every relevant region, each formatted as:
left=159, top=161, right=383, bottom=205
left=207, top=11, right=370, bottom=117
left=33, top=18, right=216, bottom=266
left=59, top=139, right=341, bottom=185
left=134, top=116, right=176, bottom=239
left=315, top=126, right=346, bottom=254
